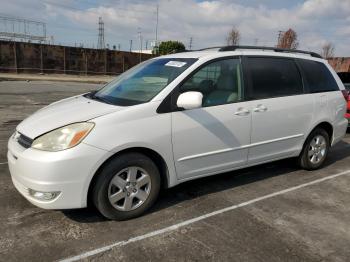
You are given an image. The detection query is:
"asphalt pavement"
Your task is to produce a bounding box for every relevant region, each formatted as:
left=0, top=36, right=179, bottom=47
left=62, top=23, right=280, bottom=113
left=0, top=80, right=350, bottom=262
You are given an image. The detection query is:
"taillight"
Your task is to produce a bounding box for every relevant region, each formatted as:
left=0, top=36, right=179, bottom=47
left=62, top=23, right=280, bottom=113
left=341, top=90, right=349, bottom=101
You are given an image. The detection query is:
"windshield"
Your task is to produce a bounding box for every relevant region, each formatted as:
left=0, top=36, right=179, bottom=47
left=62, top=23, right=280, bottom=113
left=93, top=58, right=197, bottom=106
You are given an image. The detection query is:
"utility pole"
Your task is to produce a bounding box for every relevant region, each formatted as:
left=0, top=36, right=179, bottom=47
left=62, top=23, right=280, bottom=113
left=97, top=17, right=105, bottom=49
left=189, top=37, right=193, bottom=50
left=13, top=42, right=18, bottom=73
left=138, top=28, right=142, bottom=62
left=129, top=40, right=133, bottom=52
left=155, top=4, right=159, bottom=54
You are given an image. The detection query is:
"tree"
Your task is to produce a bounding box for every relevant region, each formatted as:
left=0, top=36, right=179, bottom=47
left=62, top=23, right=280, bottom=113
left=321, top=42, right=335, bottom=59
left=226, top=27, right=240, bottom=46
left=277, top=29, right=299, bottom=49
left=156, top=41, right=186, bottom=55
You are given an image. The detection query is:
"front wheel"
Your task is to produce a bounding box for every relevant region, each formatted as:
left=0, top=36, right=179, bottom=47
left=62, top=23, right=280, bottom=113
left=92, top=153, right=161, bottom=220
left=298, top=128, right=330, bottom=170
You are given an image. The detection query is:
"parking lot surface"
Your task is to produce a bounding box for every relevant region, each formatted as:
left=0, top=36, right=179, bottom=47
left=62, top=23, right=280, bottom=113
left=0, top=81, right=350, bottom=262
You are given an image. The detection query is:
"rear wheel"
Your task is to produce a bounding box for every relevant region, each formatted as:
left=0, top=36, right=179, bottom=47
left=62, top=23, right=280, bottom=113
left=92, top=153, right=161, bottom=220
left=298, top=128, right=330, bottom=170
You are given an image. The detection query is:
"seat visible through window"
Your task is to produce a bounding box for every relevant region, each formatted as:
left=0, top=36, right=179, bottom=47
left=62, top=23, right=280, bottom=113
left=204, top=64, right=238, bottom=106
left=180, top=58, right=243, bottom=107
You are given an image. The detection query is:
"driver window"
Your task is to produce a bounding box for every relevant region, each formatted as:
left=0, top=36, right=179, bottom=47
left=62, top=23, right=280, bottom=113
left=180, top=58, right=243, bottom=107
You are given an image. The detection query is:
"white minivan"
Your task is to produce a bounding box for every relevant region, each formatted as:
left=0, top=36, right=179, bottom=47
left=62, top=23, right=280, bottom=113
left=8, top=46, right=348, bottom=220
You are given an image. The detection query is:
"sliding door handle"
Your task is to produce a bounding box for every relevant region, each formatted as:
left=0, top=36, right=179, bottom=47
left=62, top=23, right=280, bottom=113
left=234, top=108, right=250, bottom=116
left=253, top=105, right=267, bottom=112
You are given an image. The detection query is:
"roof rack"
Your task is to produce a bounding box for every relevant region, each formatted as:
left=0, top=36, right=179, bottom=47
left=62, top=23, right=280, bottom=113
left=217, top=45, right=322, bottom=59
left=196, top=46, right=222, bottom=51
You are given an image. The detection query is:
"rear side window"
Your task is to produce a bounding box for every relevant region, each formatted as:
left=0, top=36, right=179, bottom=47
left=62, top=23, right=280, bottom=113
left=298, top=59, right=339, bottom=93
left=246, top=57, right=303, bottom=100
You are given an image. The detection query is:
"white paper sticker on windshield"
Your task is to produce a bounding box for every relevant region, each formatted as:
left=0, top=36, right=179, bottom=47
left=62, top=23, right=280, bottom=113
left=165, top=61, right=187, bottom=67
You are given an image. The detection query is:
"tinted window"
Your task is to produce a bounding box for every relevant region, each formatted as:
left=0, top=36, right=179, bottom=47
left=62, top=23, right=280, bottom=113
left=180, top=58, right=243, bottom=107
left=298, top=59, right=338, bottom=93
left=247, top=57, right=303, bottom=99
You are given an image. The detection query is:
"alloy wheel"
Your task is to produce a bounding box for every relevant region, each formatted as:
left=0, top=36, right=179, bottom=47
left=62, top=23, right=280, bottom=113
left=108, top=166, right=151, bottom=211
left=308, top=135, right=327, bottom=164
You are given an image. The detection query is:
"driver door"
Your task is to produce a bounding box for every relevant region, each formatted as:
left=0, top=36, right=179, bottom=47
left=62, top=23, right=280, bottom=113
left=171, top=57, right=252, bottom=180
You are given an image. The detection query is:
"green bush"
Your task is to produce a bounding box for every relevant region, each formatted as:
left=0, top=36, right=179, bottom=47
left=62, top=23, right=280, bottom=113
left=155, top=41, right=186, bottom=55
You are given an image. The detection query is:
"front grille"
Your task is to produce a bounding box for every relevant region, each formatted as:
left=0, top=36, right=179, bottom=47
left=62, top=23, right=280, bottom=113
left=17, top=133, right=33, bottom=149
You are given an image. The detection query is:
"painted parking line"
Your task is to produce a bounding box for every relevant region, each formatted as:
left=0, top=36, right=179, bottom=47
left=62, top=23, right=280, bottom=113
left=0, top=162, right=8, bottom=165
left=60, top=169, right=350, bottom=262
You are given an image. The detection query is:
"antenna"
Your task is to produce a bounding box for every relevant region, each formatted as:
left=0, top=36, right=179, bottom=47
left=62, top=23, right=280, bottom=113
left=97, top=17, right=105, bottom=49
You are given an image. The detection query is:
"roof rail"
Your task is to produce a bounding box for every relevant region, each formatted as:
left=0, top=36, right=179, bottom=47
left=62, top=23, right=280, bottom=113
left=218, top=45, right=322, bottom=59
left=196, top=46, right=222, bottom=51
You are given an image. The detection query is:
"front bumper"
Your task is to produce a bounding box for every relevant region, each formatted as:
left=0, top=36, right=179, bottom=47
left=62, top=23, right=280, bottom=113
left=7, top=136, right=108, bottom=209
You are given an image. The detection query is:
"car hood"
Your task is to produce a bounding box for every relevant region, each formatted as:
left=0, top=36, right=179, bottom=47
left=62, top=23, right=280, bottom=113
left=17, top=95, right=123, bottom=139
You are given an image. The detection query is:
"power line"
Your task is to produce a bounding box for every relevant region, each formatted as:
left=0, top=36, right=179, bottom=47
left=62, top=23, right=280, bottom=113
left=43, top=0, right=156, bottom=15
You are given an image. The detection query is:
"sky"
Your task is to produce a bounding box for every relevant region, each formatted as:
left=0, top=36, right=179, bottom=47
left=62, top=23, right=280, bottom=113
left=0, top=0, right=349, bottom=56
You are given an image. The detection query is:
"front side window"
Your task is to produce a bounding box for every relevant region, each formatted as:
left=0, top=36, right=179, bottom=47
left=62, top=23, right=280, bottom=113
left=94, top=58, right=197, bottom=106
left=246, top=57, right=303, bottom=100
left=180, top=58, right=243, bottom=107
left=298, top=59, right=339, bottom=93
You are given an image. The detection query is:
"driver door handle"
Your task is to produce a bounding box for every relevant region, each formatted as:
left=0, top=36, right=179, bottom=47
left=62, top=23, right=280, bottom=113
left=234, top=108, right=250, bottom=116
left=253, top=104, right=268, bottom=112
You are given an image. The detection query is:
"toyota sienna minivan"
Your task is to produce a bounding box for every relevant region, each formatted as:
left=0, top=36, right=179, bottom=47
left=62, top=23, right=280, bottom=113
left=8, top=46, right=348, bottom=220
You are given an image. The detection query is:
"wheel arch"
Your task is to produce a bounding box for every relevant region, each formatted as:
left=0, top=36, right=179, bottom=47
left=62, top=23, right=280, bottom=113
left=304, top=121, right=333, bottom=147
left=87, top=147, right=170, bottom=207
left=312, top=122, right=333, bottom=142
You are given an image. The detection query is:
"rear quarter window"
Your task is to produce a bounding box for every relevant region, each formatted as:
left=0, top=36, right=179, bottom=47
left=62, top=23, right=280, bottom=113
left=297, top=59, right=339, bottom=93
left=246, top=57, right=303, bottom=100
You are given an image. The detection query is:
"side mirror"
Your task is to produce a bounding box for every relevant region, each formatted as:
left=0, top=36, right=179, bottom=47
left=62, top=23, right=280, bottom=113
left=177, top=91, right=203, bottom=110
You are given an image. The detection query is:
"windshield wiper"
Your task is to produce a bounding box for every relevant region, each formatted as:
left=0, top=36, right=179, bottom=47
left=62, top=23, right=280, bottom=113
left=85, top=91, right=113, bottom=105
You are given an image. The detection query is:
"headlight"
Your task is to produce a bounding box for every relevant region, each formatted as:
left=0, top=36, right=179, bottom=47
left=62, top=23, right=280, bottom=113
left=31, top=122, right=94, bottom=151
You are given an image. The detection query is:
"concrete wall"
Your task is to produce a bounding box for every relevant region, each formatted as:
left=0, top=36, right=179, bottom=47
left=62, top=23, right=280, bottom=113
left=0, top=41, right=152, bottom=75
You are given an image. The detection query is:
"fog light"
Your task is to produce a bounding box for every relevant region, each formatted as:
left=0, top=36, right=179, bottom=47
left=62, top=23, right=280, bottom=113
left=28, top=189, right=60, bottom=201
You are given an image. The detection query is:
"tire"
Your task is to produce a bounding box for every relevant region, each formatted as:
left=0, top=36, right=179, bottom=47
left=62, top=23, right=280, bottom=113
left=92, top=153, right=161, bottom=220
left=298, top=128, right=330, bottom=170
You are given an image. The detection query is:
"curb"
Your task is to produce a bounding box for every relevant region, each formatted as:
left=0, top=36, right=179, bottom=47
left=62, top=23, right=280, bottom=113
left=0, top=75, right=113, bottom=84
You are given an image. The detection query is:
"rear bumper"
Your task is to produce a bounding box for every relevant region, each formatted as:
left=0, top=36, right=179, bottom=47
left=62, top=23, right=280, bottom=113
left=8, top=136, right=108, bottom=209
left=345, top=113, right=350, bottom=126
left=332, top=118, right=348, bottom=146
